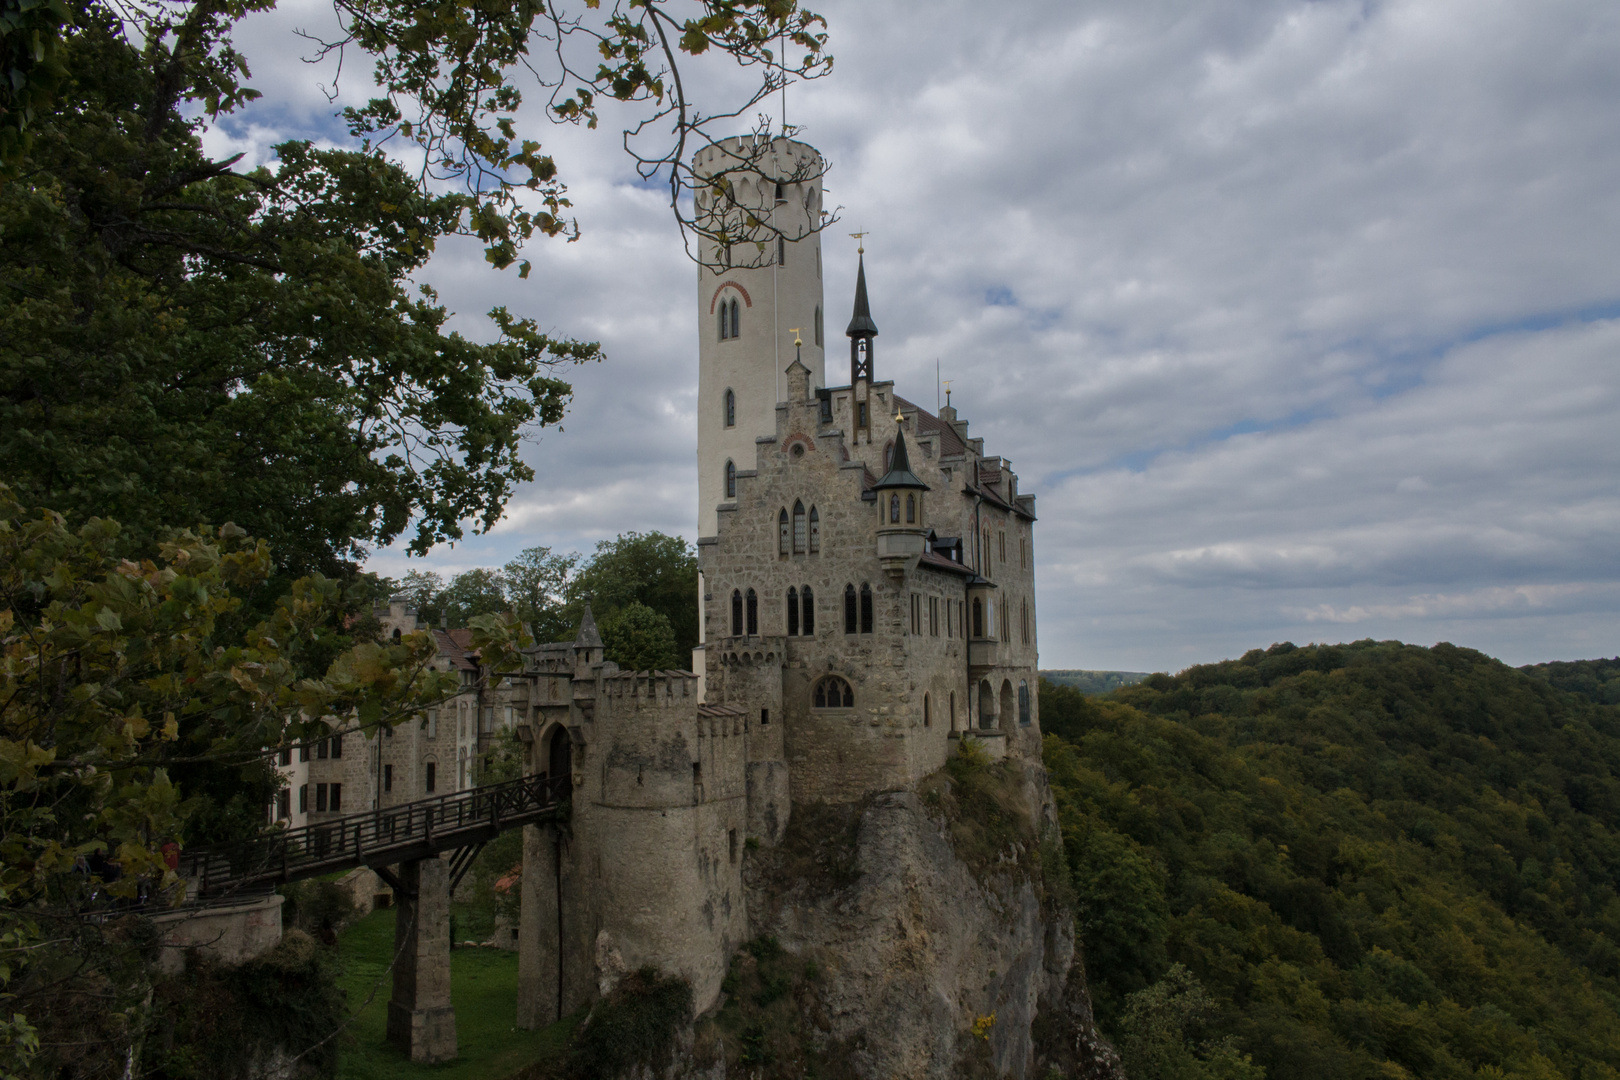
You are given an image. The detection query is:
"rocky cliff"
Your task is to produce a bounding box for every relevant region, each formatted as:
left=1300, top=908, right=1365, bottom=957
left=684, top=752, right=1124, bottom=1079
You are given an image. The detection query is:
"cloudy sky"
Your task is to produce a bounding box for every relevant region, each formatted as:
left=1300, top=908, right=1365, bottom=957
left=217, top=0, right=1620, bottom=673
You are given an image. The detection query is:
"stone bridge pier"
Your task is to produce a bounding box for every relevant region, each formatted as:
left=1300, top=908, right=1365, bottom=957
left=385, top=856, right=457, bottom=1063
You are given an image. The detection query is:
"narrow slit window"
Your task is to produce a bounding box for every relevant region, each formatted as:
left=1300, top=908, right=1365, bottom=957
left=731, top=590, right=743, bottom=636
left=808, top=506, right=820, bottom=552
left=793, top=500, right=807, bottom=553
left=779, top=508, right=790, bottom=555
left=746, top=588, right=758, bottom=636
left=844, top=584, right=858, bottom=634
left=802, top=586, right=814, bottom=635
left=787, top=587, right=800, bottom=636
left=860, top=583, right=874, bottom=634
left=906, top=494, right=916, bottom=524
left=724, top=389, right=735, bottom=427
left=725, top=460, right=737, bottom=499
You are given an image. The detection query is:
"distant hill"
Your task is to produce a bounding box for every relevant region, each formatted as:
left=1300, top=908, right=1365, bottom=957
left=1039, top=642, right=1620, bottom=1079
left=1040, top=669, right=1152, bottom=695
left=1522, top=656, right=1620, bottom=705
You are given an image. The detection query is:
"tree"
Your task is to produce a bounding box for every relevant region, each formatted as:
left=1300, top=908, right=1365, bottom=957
left=599, top=602, right=679, bottom=672
left=436, top=568, right=512, bottom=628
left=504, top=545, right=579, bottom=642
left=566, top=532, right=699, bottom=659
left=2, top=0, right=831, bottom=577
left=0, top=485, right=460, bottom=1074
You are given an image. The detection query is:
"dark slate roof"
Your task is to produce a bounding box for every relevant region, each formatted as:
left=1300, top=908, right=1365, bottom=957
left=894, top=395, right=968, bottom=458
left=845, top=254, right=879, bottom=337
left=872, top=426, right=929, bottom=491
left=918, top=550, right=977, bottom=577
left=573, top=604, right=603, bottom=649
left=433, top=629, right=481, bottom=673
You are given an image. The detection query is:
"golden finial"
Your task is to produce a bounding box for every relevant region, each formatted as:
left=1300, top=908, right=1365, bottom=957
left=788, top=327, right=803, bottom=347
left=943, top=379, right=952, bottom=406
left=894, top=406, right=906, bottom=425
left=849, top=230, right=868, bottom=254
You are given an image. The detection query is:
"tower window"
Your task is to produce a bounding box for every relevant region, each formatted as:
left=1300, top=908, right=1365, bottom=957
left=1022, top=598, right=1031, bottom=644
left=802, top=585, right=814, bottom=635
left=1019, top=681, right=1031, bottom=726
left=815, top=305, right=823, bottom=346
left=973, top=597, right=984, bottom=638
left=793, top=500, right=807, bottom=553
left=808, top=506, right=820, bottom=553
left=746, top=588, right=758, bottom=636
left=924, top=694, right=931, bottom=728
left=779, top=508, right=790, bottom=556
left=950, top=691, right=957, bottom=729
left=718, top=306, right=727, bottom=340
left=724, top=389, right=735, bottom=427
left=860, top=583, right=874, bottom=634
left=426, top=762, right=436, bottom=793
left=774, top=182, right=785, bottom=202
left=787, top=587, right=800, bottom=636
left=812, top=675, right=854, bottom=709
left=731, top=590, right=743, bottom=636
left=725, top=460, right=737, bottom=499
left=889, top=494, right=901, bottom=524
left=778, top=236, right=786, bottom=266
left=844, top=584, right=857, bottom=634
left=906, top=494, right=916, bottom=524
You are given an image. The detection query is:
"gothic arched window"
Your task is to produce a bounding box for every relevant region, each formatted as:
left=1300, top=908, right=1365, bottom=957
left=731, top=590, right=743, bottom=637
left=802, top=585, right=815, bottom=635
left=731, top=298, right=741, bottom=339
left=724, top=389, right=735, bottom=427
left=906, top=494, right=916, bottom=524
left=787, top=587, right=800, bottom=636
left=725, top=460, right=736, bottom=499
left=889, top=494, right=901, bottom=524
left=808, top=506, right=820, bottom=553
left=793, top=500, right=807, bottom=553
left=844, top=584, right=858, bottom=634
left=1019, top=681, right=1031, bottom=726
left=779, top=508, right=790, bottom=556
left=746, top=588, right=758, bottom=636
left=718, top=305, right=729, bottom=340
left=812, top=675, right=854, bottom=709
left=860, top=583, right=874, bottom=634
left=972, top=597, right=984, bottom=639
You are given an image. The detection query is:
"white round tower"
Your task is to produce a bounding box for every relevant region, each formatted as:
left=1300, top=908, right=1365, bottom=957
left=694, top=136, right=828, bottom=538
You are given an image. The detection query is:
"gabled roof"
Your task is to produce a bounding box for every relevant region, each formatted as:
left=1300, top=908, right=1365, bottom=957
left=433, top=629, right=480, bottom=673
left=894, top=395, right=968, bottom=458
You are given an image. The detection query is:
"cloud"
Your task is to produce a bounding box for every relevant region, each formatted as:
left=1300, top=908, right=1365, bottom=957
left=217, top=0, right=1620, bottom=671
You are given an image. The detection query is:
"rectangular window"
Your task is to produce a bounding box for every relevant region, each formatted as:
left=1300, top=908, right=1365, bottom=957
left=278, top=747, right=292, bottom=767
left=277, top=789, right=290, bottom=820
left=330, top=734, right=342, bottom=759
left=428, top=709, right=438, bottom=739
left=1021, top=536, right=1028, bottom=570
left=330, top=783, right=342, bottom=813
left=426, top=762, right=436, bottom=793
left=384, top=764, right=393, bottom=793
left=315, top=783, right=327, bottom=813
left=946, top=599, right=954, bottom=638
left=483, top=708, right=494, bottom=733
left=761, top=708, right=770, bottom=726
left=316, top=738, right=328, bottom=760
left=930, top=596, right=939, bottom=637
left=298, top=784, right=308, bottom=813
left=910, top=593, right=919, bottom=634
left=505, top=706, right=514, bottom=728
left=999, top=531, right=1006, bottom=563
left=299, top=744, right=310, bottom=763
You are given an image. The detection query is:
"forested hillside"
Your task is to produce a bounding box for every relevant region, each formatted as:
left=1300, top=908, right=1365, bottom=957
left=1041, top=641, right=1620, bottom=1079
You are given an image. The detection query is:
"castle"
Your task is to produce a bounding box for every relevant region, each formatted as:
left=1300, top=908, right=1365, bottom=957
left=273, top=137, right=1045, bottom=1028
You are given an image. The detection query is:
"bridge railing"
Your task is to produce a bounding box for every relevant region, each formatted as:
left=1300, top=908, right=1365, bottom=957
left=177, top=773, right=569, bottom=898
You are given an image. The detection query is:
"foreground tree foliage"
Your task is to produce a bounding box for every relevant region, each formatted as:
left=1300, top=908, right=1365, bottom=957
left=1043, top=641, right=1620, bottom=1079
left=0, top=487, right=461, bottom=1075
left=1, top=0, right=830, bottom=576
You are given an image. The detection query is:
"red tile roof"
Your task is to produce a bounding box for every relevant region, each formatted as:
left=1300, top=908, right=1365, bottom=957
left=895, top=395, right=968, bottom=458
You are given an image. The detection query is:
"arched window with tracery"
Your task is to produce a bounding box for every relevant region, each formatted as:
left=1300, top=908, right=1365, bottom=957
left=725, top=460, right=736, bottom=499
left=972, top=597, right=984, bottom=638
left=724, top=389, right=735, bottom=427
left=808, top=506, right=820, bottom=552
left=812, top=675, right=854, bottom=709
left=844, top=584, right=857, bottom=634
left=801, top=585, right=814, bottom=635
left=787, top=587, right=800, bottom=636
left=860, top=583, right=874, bottom=634
left=793, top=500, right=807, bottom=553
left=731, top=590, right=743, bottom=636
left=905, top=494, right=916, bottom=524
left=779, top=508, right=790, bottom=556
left=746, top=588, right=758, bottom=636
left=889, top=494, right=901, bottom=524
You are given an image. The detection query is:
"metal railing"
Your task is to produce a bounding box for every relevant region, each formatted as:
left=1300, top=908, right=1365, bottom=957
left=177, top=774, right=569, bottom=898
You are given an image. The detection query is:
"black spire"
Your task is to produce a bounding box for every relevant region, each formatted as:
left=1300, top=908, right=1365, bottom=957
left=873, top=425, right=928, bottom=491
left=847, top=253, right=877, bottom=385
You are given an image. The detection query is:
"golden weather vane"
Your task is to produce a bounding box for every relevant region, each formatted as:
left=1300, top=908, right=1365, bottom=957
left=849, top=230, right=868, bottom=254
left=942, top=379, right=952, bottom=406
left=788, top=327, right=803, bottom=347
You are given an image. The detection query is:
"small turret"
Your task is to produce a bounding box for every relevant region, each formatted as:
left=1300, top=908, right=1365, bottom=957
left=572, top=604, right=604, bottom=676
left=874, top=421, right=931, bottom=578
left=847, top=252, right=878, bottom=441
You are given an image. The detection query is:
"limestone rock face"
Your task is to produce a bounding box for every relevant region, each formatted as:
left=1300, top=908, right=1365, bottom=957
left=739, top=776, right=1123, bottom=1080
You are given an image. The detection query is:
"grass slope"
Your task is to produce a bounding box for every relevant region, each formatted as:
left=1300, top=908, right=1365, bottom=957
left=1042, top=640, right=1620, bottom=1080
left=334, top=907, right=574, bottom=1080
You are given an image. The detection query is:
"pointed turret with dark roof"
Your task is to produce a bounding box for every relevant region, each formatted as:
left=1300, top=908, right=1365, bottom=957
left=847, top=253, right=878, bottom=386
left=872, top=423, right=928, bottom=491
left=574, top=603, right=603, bottom=649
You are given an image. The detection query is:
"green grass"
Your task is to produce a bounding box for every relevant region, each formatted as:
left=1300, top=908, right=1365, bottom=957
left=334, top=907, right=575, bottom=1080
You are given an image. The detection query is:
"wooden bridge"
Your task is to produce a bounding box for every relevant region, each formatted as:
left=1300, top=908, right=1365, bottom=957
left=177, top=773, right=569, bottom=902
